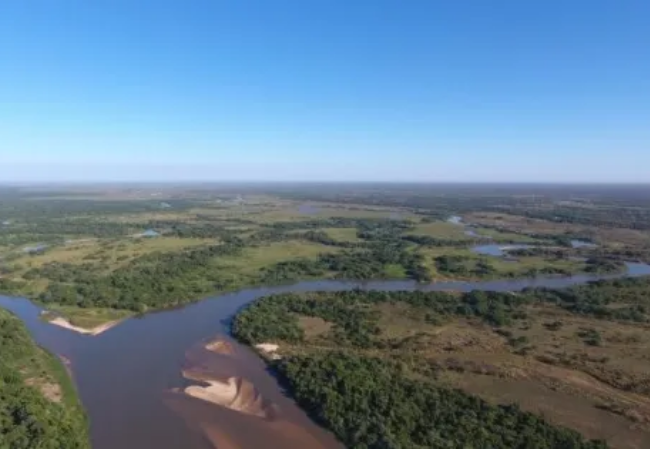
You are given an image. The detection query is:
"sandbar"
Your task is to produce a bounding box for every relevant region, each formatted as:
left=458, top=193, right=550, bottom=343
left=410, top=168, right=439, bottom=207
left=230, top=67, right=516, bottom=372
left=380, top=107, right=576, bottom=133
left=183, top=374, right=268, bottom=418
left=255, top=342, right=282, bottom=360
left=205, top=338, right=235, bottom=355
left=48, top=317, right=121, bottom=336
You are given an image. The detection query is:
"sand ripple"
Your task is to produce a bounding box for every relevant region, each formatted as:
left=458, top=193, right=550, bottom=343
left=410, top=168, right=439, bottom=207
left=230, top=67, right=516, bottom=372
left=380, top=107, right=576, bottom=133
left=183, top=374, right=268, bottom=418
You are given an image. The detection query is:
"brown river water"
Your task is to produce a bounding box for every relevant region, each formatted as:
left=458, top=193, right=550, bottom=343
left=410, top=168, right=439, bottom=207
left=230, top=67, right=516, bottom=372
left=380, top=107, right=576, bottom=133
left=2, top=263, right=650, bottom=448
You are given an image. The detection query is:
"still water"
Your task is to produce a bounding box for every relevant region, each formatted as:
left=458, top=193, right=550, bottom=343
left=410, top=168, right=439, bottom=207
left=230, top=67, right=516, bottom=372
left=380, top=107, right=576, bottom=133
left=472, top=244, right=534, bottom=257
left=2, top=265, right=650, bottom=448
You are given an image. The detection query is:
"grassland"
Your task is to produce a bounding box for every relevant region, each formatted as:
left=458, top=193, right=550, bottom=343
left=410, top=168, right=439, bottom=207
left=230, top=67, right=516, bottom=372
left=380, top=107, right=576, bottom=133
left=472, top=227, right=544, bottom=243
left=466, top=211, right=650, bottom=247
left=411, top=221, right=470, bottom=239
left=415, top=245, right=589, bottom=281
left=10, top=237, right=214, bottom=270
left=0, top=191, right=642, bottom=328
left=321, top=227, right=361, bottom=242
left=214, top=241, right=335, bottom=274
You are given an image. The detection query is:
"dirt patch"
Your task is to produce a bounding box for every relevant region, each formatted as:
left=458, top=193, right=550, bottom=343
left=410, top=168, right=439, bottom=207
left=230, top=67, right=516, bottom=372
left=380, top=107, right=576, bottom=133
left=297, top=316, right=333, bottom=338
left=374, top=303, right=431, bottom=339
left=25, top=377, right=62, bottom=403
left=383, top=319, right=508, bottom=356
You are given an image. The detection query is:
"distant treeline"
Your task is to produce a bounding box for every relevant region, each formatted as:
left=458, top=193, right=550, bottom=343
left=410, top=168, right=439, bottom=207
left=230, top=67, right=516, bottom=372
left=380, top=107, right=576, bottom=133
left=234, top=277, right=650, bottom=350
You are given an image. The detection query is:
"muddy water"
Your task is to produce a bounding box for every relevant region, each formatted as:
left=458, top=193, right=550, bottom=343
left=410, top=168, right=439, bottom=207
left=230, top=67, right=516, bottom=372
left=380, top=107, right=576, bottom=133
left=3, top=266, right=650, bottom=448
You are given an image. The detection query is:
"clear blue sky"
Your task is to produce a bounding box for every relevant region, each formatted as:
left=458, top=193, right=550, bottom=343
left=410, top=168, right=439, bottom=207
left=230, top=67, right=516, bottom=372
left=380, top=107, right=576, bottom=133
left=1, top=0, right=648, bottom=182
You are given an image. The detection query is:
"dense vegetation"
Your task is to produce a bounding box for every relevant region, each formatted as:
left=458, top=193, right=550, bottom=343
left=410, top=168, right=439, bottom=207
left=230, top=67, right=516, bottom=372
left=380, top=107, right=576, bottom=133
left=435, top=254, right=499, bottom=278
left=37, top=238, right=246, bottom=311
left=526, top=276, right=650, bottom=322
left=235, top=277, right=650, bottom=353
left=275, top=352, right=605, bottom=448
left=232, top=281, right=650, bottom=448
left=0, top=309, right=88, bottom=448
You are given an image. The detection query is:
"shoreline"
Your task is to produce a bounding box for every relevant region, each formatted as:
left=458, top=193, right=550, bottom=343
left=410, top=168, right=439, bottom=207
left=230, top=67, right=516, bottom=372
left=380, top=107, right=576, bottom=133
left=3, top=269, right=650, bottom=448
left=29, top=263, right=650, bottom=335
left=3, top=251, right=643, bottom=332
left=48, top=317, right=123, bottom=335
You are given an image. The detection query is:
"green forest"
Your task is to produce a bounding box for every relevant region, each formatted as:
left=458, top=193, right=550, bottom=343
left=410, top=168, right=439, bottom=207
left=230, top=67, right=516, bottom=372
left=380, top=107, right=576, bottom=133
left=234, top=276, right=650, bottom=349
left=233, top=276, right=650, bottom=448
left=275, top=352, right=605, bottom=448
left=0, top=308, right=89, bottom=448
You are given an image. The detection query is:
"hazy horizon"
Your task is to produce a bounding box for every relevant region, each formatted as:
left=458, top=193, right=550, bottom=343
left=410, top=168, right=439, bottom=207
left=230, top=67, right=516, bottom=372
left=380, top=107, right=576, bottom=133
left=1, top=162, right=650, bottom=184
left=3, top=179, right=650, bottom=187
left=1, top=1, right=649, bottom=183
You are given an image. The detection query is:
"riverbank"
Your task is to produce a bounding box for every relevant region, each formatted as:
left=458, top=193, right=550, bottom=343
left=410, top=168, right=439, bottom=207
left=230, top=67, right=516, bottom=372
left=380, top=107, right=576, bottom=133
left=3, top=265, right=650, bottom=448
left=14, top=257, right=650, bottom=337
left=40, top=305, right=133, bottom=335
left=0, top=307, right=89, bottom=448
left=1, top=222, right=636, bottom=333
left=48, top=316, right=123, bottom=335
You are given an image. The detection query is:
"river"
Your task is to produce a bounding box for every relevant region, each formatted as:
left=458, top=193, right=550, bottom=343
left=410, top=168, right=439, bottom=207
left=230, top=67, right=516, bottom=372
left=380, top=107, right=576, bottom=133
left=2, top=261, right=650, bottom=448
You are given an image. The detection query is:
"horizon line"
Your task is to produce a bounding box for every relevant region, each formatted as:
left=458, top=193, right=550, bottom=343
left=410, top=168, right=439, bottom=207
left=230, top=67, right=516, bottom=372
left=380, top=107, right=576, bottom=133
left=2, top=180, right=650, bottom=186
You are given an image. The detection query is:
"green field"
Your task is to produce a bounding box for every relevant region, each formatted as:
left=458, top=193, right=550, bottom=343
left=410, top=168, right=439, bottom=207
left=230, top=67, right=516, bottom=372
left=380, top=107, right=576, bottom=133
left=322, top=227, right=361, bottom=242
left=411, top=221, right=469, bottom=239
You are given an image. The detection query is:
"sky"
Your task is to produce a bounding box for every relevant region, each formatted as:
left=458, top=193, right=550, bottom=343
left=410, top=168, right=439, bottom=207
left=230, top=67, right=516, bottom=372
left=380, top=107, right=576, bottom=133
left=1, top=0, right=649, bottom=183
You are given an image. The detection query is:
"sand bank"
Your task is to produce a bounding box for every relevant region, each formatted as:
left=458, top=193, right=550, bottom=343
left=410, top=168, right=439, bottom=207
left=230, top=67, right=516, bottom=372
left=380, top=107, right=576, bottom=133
left=48, top=317, right=121, bottom=336
left=205, top=338, right=235, bottom=355
left=184, top=374, right=268, bottom=418
left=255, top=342, right=282, bottom=360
